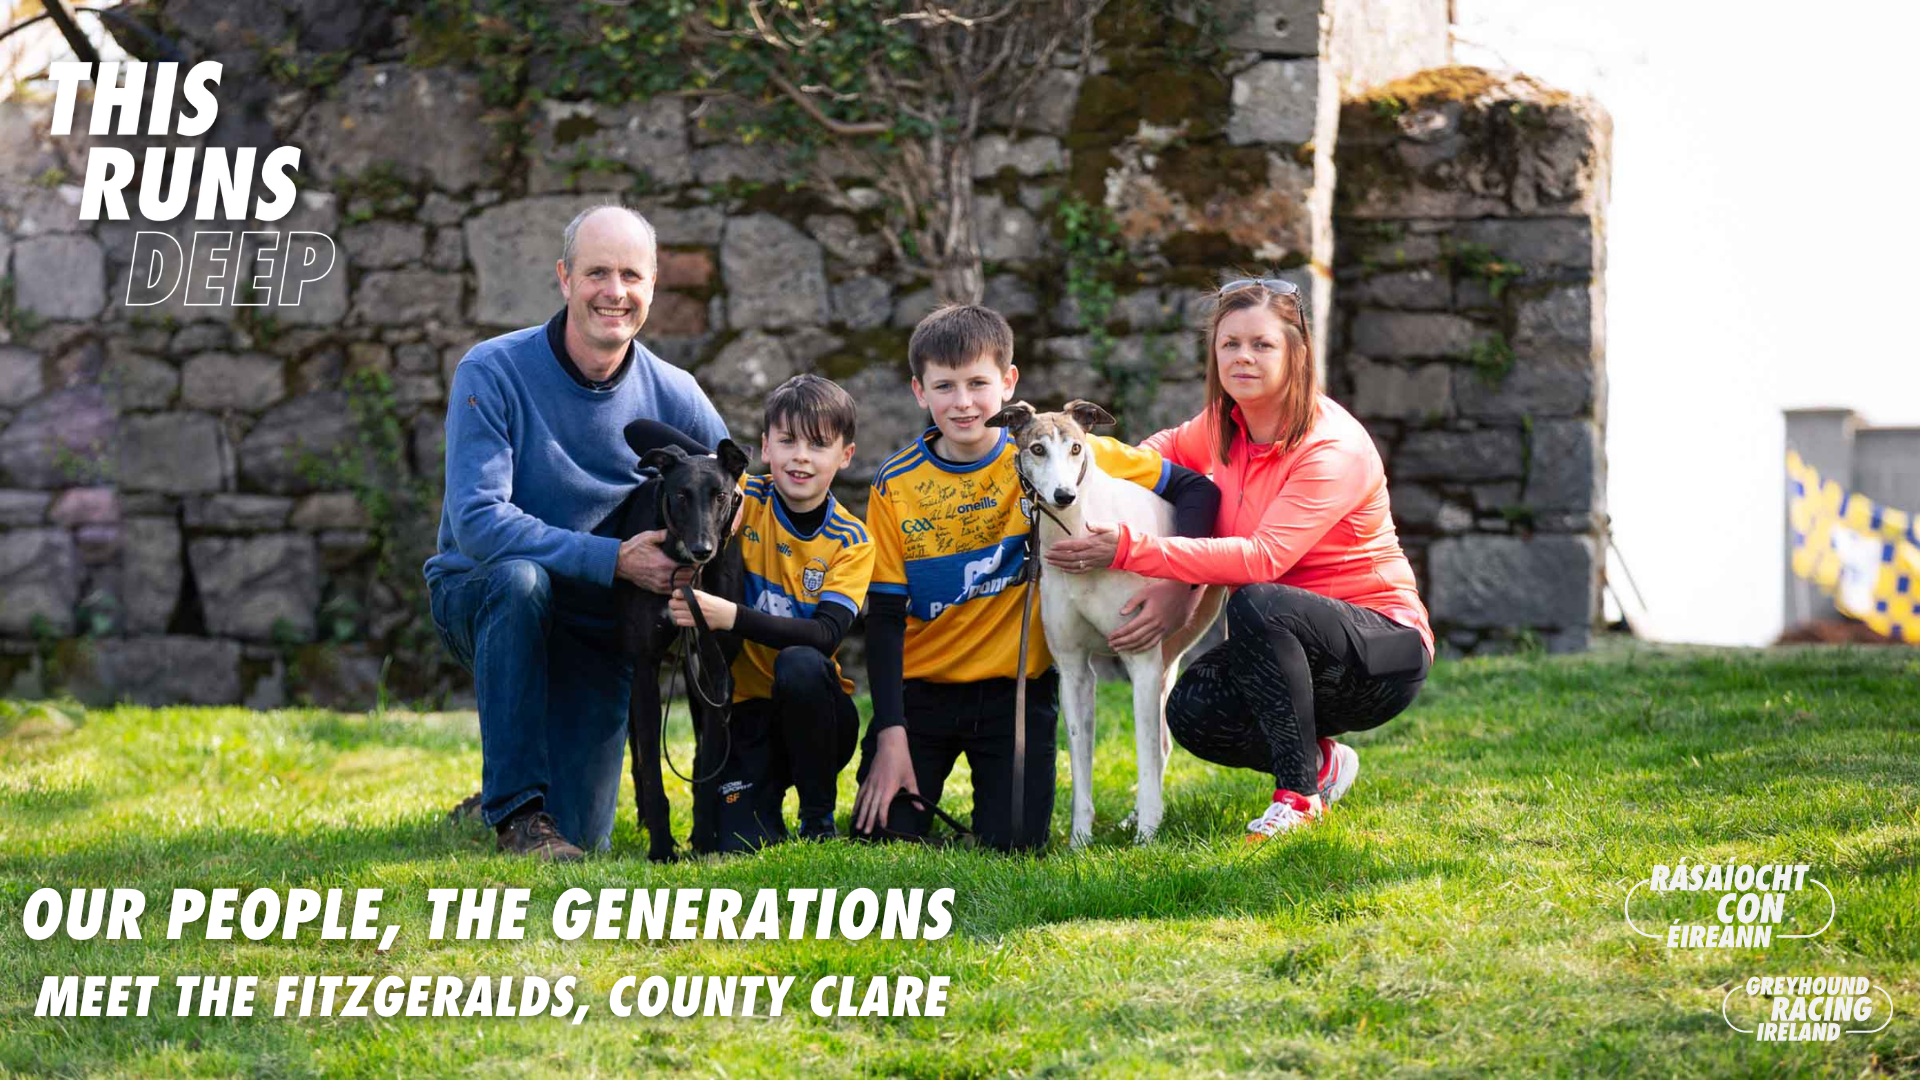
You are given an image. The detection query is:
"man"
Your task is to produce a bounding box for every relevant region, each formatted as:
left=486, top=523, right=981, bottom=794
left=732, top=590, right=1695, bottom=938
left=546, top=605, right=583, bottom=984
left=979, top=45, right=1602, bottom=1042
left=425, top=205, right=728, bottom=860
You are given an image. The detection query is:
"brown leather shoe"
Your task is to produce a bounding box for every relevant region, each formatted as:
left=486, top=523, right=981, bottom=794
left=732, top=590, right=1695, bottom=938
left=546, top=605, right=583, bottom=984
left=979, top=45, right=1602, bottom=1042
left=495, top=810, right=585, bottom=861
left=447, top=790, right=483, bottom=823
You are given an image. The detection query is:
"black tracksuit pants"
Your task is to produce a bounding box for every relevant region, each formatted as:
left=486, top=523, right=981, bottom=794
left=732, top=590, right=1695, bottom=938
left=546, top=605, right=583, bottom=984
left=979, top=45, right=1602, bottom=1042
left=1167, top=584, right=1430, bottom=796
left=853, top=668, right=1060, bottom=852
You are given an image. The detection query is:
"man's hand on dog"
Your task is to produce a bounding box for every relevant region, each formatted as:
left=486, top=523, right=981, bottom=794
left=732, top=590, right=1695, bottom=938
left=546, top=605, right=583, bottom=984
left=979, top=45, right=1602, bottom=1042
left=1108, top=578, right=1202, bottom=653
left=618, top=530, right=696, bottom=593
left=854, top=727, right=919, bottom=834
left=668, top=588, right=737, bottom=632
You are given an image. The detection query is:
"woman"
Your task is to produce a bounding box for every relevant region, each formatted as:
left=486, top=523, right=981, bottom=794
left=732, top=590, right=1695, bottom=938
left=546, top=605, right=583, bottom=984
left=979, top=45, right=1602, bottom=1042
left=1047, top=279, right=1432, bottom=841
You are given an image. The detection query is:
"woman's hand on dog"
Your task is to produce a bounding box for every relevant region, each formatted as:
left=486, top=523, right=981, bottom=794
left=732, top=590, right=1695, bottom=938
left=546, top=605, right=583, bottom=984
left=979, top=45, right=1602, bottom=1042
left=668, top=588, right=737, bottom=632
left=1046, top=521, right=1121, bottom=575
left=854, top=727, right=919, bottom=834
left=1108, top=579, right=1202, bottom=653
left=618, top=530, right=695, bottom=593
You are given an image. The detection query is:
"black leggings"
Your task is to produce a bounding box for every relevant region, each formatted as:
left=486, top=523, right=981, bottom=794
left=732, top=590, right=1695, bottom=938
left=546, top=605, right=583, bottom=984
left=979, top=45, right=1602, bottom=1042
left=1167, top=584, right=1430, bottom=795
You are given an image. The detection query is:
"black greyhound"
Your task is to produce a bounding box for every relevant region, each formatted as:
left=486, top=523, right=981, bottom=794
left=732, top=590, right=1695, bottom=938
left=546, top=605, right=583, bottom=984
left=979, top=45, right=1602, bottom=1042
left=616, top=424, right=749, bottom=862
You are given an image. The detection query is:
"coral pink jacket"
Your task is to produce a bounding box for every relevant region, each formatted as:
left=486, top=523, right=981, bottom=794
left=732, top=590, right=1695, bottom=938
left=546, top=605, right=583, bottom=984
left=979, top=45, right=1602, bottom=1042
left=1113, top=395, right=1434, bottom=656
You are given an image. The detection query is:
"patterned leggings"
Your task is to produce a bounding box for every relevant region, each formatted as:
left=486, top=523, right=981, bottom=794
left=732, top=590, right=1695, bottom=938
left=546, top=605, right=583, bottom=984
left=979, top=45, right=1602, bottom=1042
left=1166, top=584, right=1430, bottom=795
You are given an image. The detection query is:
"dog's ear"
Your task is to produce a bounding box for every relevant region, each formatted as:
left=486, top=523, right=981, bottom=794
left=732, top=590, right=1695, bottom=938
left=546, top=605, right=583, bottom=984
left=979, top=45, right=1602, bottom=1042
left=715, top=438, right=750, bottom=481
left=1064, top=399, right=1116, bottom=431
left=985, top=401, right=1037, bottom=433
left=640, top=445, right=687, bottom=475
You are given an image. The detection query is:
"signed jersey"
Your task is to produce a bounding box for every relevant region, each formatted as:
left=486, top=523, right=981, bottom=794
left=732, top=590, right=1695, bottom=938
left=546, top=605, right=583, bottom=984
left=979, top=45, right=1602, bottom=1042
left=731, top=474, right=875, bottom=702
left=865, top=426, right=1170, bottom=682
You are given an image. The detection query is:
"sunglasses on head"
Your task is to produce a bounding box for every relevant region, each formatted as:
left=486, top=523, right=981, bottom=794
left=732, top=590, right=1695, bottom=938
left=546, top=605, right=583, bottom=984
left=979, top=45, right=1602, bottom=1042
left=1219, top=277, right=1309, bottom=339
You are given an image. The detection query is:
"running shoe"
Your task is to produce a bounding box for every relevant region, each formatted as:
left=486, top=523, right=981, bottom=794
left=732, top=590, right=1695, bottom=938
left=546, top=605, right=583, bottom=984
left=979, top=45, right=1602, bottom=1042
left=1246, top=789, right=1320, bottom=842
left=1317, top=738, right=1359, bottom=806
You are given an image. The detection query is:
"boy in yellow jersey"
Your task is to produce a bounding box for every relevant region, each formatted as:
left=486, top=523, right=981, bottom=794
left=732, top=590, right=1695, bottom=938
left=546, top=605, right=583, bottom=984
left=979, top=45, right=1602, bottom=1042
left=851, top=304, right=1220, bottom=850
left=668, top=374, right=874, bottom=851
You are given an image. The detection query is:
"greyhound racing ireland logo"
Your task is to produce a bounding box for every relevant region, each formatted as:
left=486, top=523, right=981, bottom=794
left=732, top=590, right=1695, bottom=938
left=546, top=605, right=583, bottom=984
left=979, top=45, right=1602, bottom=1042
left=1722, top=976, right=1892, bottom=1042
left=1624, top=861, right=1833, bottom=948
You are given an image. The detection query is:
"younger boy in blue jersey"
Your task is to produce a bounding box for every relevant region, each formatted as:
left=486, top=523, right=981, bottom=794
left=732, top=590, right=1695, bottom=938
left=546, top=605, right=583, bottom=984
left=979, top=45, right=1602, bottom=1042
left=670, top=375, right=874, bottom=851
left=851, top=305, right=1220, bottom=850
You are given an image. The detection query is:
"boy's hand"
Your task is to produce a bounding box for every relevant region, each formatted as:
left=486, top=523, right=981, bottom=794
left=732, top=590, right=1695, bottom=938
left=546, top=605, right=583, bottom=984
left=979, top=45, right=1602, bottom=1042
left=618, top=530, right=694, bottom=594
left=1108, top=578, right=1200, bottom=653
left=669, top=588, right=737, bottom=631
left=854, top=727, right=918, bottom=834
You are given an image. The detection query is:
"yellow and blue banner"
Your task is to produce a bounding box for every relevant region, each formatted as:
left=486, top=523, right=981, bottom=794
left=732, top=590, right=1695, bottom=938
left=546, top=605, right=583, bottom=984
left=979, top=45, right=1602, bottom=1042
left=1787, top=451, right=1920, bottom=643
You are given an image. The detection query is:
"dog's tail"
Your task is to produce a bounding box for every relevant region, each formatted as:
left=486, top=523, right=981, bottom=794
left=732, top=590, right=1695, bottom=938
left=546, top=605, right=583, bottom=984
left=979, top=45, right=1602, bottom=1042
left=1161, top=584, right=1227, bottom=669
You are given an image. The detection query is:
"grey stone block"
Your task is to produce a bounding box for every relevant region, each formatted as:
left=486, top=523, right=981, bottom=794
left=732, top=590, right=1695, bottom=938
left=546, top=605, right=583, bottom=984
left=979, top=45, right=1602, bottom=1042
left=721, top=215, right=828, bottom=330
left=1428, top=534, right=1596, bottom=628
left=116, top=412, right=226, bottom=494
left=0, top=527, right=78, bottom=634
left=291, top=492, right=371, bottom=530
left=806, top=214, right=885, bottom=269
left=1228, top=59, right=1318, bottom=145
left=181, top=352, right=287, bottom=412
left=1515, top=285, right=1592, bottom=347
left=188, top=534, right=321, bottom=642
left=973, top=195, right=1043, bottom=263
left=68, top=637, right=244, bottom=706
left=1350, top=311, right=1489, bottom=360
left=1528, top=418, right=1602, bottom=512
left=526, top=97, right=691, bottom=193
left=104, top=353, right=178, bottom=410
left=185, top=494, right=294, bottom=531
left=704, top=332, right=798, bottom=435
left=14, top=235, right=106, bottom=320
left=984, top=276, right=1040, bottom=320
left=340, top=222, right=426, bottom=269
left=0, top=388, right=112, bottom=489
left=353, top=270, right=464, bottom=326
left=1451, top=351, right=1595, bottom=419
left=120, top=515, right=182, bottom=633
left=831, top=275, right=893, bottom=331
left=0, top=490, right=49, bottom=525
left=1452, top=218, right=1593, bottom=271
left=1345, top=357, right=1453, bottom=420
left=985, top=67, right=1081, bottom=135
left=237, top=392, right=352, bottom=495
left=1216, top=0, right=1321, bottom=54
left=1342, top=269, right=1450, bottom=310
left=693, top=144, right=785, bottom=185
left=293, top=64, right=502, bottom=188
left=1393, top=428, right=1524, bottom=482
left=971, top=134, right=1065, bottom=178
left=0, top=347, right=43, bottom=407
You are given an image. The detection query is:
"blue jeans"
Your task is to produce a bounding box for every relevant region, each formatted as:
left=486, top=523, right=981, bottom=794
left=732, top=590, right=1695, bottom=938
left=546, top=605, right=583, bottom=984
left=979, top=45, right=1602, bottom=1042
left=428, top=559, right=634, bottom=850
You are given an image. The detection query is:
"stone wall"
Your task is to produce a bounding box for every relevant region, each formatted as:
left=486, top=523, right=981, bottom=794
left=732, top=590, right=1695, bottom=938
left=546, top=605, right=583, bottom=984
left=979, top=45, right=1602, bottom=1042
left=1328, top=67, right=1611, bottom=654
left=1, top=0, right=1459, bottom=705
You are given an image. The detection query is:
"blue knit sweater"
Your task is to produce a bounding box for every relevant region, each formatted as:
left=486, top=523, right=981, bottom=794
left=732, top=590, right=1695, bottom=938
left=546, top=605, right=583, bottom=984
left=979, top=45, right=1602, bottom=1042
left=423, top=322, right=728, bottom=593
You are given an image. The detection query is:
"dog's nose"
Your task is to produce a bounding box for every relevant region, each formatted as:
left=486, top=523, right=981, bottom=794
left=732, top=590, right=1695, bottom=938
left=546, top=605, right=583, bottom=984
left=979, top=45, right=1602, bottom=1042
left=688, top=543, right=715, bottom=561
left=1052, top=488, right=1076, bottom=506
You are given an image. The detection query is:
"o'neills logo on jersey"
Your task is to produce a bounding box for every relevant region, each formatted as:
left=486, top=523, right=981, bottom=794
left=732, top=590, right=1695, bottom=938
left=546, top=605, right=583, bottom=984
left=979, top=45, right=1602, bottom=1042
left=955, top=496, right=997, bottom=514
left=1625, top=861, right=1832, bottom=948
left=48, top=61, right=336, bottom=310
left=1722, top=976, right=1892, bottom=1042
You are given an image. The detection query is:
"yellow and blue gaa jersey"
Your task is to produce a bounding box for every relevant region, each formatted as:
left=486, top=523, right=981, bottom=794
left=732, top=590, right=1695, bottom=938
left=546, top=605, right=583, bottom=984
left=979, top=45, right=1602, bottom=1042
left=731, top=475, right=875, bottom=702
left=865, top=426, right=1171, bottom=682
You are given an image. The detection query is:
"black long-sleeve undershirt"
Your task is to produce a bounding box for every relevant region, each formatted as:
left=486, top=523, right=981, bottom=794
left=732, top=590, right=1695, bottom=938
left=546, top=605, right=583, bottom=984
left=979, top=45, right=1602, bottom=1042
left=864, top=458, right=1221, bottom=735
left=724, top=489, right=856, bottom=655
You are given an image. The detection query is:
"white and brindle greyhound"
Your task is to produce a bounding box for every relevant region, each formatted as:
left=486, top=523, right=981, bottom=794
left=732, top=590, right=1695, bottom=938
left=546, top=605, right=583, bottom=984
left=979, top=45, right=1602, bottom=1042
left=987, top=400, right=1225, bottom=845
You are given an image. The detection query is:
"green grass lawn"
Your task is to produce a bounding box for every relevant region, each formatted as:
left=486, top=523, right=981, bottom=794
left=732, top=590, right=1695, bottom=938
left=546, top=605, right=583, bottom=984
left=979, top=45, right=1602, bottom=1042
left=1, top=642, right=1916, bottom=1077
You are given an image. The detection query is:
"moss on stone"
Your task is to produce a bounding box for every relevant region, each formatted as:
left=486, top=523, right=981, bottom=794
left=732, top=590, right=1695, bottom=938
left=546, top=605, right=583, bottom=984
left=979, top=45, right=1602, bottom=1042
left=1157, top=143, right=1267, bottom=205
left=1135, top=69, right=1227, bottom=133
left=1071, top=74, right=1140, bottom=140
left=1161, top=231, right=1257, bottom=270
left=1359, top=66, right=1570, bottom=112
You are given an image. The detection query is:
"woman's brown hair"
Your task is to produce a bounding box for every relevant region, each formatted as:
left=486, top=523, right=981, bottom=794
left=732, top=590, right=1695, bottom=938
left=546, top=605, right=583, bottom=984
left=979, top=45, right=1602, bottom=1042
left=1201, top=281, right=1319, bottom=466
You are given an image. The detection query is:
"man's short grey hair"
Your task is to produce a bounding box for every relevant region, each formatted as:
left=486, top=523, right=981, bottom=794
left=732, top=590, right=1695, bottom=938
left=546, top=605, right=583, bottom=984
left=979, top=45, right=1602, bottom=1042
left=560, top=205, right=657, bottom=273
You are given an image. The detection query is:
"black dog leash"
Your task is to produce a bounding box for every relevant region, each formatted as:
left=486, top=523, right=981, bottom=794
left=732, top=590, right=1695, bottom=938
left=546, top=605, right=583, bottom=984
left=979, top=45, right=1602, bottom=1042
left=655, top=481, right=746, bottom=787
left=866, top=790, right=977, bottom=845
